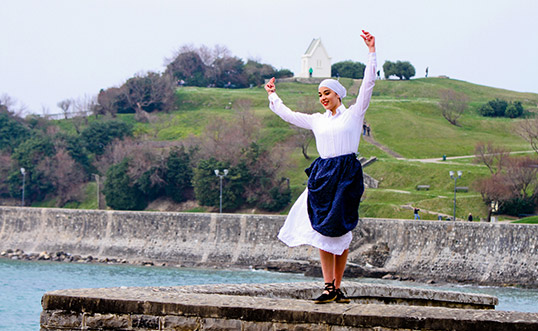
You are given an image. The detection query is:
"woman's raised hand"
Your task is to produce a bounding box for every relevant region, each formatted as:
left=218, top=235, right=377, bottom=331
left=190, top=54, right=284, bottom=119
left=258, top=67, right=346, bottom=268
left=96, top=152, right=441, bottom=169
left=265, top=77, right=276, bottom=95
left=361, top=30, right=376, bottom=53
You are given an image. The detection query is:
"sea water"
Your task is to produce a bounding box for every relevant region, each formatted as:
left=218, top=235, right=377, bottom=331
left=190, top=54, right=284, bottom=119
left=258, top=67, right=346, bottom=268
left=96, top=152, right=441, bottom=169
left=1, top=259, right=537, bottom=330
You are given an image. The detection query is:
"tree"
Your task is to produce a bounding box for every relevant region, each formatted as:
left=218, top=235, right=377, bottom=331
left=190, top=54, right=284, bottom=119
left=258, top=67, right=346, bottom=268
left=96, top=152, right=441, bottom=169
left=80, top=120, right=133, bottom=155
left=438, top=89, right=469, bottom=126
left=331, top=61, right=366, bottom=79
left=57, top=99, right=73, bottom=119
left=383, top=60, right=415, bottom=80
left=274, top=69, right=294, bottom=79
left=37, top=148, right=86, bottom=206
left=0, top=112, right=31, bottom=152
left=291, top=97, right=318, bottom=159
left=478, top=98, right=507, bottom=117
left=96, top=87, right=130, bottom=116
left=165, top=146, right=193, bottom=203
left=243, top=60, right=275, bottom=87
left=473, top=142, right=509, bottom=174
left=193, top=158, right=244, bottom=210
left=518, top=116, right=538, bottom=155
left=124, top=72, right=176, bottom=114
left=165, top=50, right=208, bottom=87
left=212, top=56, right=247, bottom=88
left=0, top=151, right=12, bottom=197
left=103, top=158, right=147, bottom=210
left=473, top=142, right=538, bottom=219
left=505, top=101, right=524, bottom=118
left=473, top=174, right=512, bottom=222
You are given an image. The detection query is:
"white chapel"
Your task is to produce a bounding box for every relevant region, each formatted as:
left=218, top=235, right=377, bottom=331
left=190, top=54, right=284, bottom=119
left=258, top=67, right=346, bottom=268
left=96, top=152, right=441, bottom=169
left=298, top=38, right=332, bottom=78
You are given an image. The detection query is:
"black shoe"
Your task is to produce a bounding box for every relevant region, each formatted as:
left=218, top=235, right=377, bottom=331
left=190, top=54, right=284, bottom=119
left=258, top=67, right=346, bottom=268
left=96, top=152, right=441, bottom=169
left=313, top=280, right=337, bottom=304
left=335, top=288, right=351, bottom=304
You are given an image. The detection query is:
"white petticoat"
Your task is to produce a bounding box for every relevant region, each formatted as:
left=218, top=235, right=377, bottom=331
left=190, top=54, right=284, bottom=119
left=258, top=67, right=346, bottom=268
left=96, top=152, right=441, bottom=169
left=278, top=188, right=352, bottom=255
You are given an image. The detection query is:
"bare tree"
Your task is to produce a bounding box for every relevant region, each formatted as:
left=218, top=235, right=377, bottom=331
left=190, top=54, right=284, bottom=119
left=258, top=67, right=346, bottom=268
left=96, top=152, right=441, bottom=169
left=71, top=95, right=95, bottom=133
left=504, top=156, right=538, bottom=200
left=473, top=174, right=512, bottom=222
left=57, top=99, right=73, bottom=119
left=1, top=94, right=26, bottom=118
left=474, top=142, right=510, bottom=174
left=518, top=116, right=538, bottom=155
left=292, top=97, right=318, bottom=159
left=37, top=148, right=86, bottom=206
left=438, top=89, right=469, bottom=126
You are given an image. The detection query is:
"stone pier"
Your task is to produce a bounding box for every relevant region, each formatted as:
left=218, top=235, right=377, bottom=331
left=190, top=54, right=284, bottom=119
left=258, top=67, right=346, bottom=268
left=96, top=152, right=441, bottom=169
left=40, top=282, right=538, bottom=330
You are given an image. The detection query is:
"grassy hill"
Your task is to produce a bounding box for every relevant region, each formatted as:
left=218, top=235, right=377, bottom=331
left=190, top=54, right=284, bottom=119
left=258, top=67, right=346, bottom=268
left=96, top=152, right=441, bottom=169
left=63, top=77, right=538, bottom=221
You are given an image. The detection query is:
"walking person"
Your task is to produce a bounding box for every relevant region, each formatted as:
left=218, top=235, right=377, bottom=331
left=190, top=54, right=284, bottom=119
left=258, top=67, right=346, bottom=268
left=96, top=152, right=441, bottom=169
left=265, top=30, right=376, bottom=304
left=414, top=208, right=421, bottom=220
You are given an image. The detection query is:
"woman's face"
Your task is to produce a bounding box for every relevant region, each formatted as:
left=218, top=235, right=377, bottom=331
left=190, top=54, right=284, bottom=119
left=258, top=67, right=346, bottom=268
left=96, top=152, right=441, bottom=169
left=318, top=87, right=341, bottom=112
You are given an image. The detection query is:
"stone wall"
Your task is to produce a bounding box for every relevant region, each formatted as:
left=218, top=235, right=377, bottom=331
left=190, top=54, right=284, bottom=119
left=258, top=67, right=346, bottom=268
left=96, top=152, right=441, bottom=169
left=1, top=206, right=537, bottom=287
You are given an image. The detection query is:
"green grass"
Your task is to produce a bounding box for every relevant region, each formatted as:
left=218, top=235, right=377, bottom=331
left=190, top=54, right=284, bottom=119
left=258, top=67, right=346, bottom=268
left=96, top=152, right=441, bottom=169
left=511, top=216, right=538, bottom=224
left=52, top=77, right=538, bottom=219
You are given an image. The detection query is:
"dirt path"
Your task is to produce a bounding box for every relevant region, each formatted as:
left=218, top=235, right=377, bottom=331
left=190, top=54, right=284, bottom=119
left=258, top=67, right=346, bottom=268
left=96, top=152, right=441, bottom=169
left=362, top=133, right=533, bottom=164
left=362, top=133, right=403, bottom=158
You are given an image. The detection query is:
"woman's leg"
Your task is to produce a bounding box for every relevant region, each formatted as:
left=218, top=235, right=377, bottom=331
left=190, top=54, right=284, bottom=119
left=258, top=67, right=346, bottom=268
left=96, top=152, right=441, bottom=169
left=334, top=249, right=349, bottom=289
left=319, top=249, right=335, bottom=284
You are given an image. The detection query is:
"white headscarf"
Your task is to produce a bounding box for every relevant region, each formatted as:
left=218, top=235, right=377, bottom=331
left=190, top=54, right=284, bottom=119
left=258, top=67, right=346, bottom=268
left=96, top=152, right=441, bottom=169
left=318, top=79, right=347, bottom=99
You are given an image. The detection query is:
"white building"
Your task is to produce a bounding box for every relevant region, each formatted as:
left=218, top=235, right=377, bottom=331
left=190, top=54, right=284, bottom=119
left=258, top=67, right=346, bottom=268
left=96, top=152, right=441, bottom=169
left=298, top=38, right=332, bottom=78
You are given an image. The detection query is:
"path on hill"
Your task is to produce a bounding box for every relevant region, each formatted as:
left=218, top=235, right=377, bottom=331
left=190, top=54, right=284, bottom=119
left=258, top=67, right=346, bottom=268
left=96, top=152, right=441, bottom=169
left=362, top=133, right=403, bottom=158
left=362, top=133, right=534, bottom=164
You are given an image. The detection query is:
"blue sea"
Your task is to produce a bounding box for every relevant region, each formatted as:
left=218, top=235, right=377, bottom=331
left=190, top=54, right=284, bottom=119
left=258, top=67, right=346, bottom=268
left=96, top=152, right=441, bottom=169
left=1, top=259, right=537, bottom=330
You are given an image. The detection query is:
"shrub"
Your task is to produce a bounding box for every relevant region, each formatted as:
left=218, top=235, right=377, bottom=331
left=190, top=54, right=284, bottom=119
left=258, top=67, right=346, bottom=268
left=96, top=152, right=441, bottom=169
left=331, top=61, right=366, bottom=79
left=478, top=99, right=524, bottom=118
left=103, top=159, right=147, bottom=210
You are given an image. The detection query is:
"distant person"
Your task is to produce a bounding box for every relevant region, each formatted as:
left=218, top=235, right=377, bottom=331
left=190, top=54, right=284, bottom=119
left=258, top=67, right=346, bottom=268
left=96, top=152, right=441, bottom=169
left=468, top=213, right=473, bottom=222
left=265, top=30, right=377, bottom=304
left=376, top=70, right=381, bottom=79
left=363, top=123, right=367, bottom=136
left=309, top=67, right=313, bottom=78
left=366, top=123, right=371, bottom=136
left=414, top=208, right=420, bottom=220
left=425, top=67, right=429, bottom=78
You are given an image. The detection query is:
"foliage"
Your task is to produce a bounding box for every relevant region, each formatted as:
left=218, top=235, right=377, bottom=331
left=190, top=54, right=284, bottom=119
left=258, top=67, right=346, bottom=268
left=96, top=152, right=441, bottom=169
left=124, top=72, right=177, bottom=114
left=498, top=197, right=535, bottom=216
left=331, top=60, right=366, bottom=79
left=383, top=60, right=415, bottom=80
left=0, top=112, right=31, bottom=152
left=473, top=142, right=538, bottom=219
left=80, top=120, right=133, bottom=155
left=193, top=158, right=244, bottom=210
left=164, top=146, right=193, bottom=203
left=243, top=60, right=275, bottom=87
left=274, top=69, right=294, bottom=79
left=37, top=148, right=86, bottom=206
left=165, top=44, right=292, bottom=88
left=103, top=158, right=147, bottom=210
left=505, top=101, right=524, bottom=118
left=478, top=98, right=524, bottom=118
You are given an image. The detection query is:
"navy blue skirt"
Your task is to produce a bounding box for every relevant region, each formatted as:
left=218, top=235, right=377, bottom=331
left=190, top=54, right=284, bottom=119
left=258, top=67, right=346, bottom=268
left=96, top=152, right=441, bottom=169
left=305, top=153, right=364, bottom=237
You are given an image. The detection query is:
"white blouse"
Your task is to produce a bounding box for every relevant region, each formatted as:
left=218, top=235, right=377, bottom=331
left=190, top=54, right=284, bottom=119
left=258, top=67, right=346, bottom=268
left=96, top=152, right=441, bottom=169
left=270, top=52, right=377, bottom=255
left=268, top=52, right=377, bottom=159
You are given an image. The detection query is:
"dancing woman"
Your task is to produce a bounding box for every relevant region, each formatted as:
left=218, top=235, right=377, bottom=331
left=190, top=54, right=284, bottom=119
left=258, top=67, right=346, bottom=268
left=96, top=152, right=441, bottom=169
left=265, top=30, right=376, bottom=304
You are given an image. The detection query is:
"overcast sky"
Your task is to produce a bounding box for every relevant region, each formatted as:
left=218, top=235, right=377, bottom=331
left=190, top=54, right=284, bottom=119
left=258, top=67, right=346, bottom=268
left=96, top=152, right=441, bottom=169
left=1, top=0, right=537, bottom=114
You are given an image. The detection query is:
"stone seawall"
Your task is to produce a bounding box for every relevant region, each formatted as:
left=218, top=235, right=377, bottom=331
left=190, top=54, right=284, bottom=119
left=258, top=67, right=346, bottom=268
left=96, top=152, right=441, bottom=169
left=1, top=206, right=537, bottom=287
